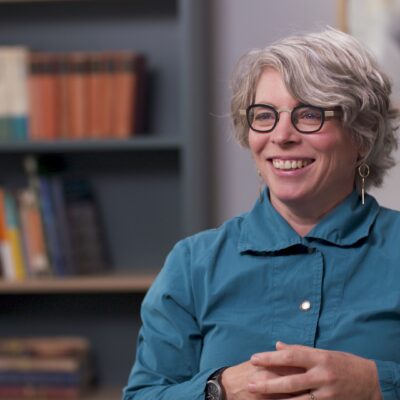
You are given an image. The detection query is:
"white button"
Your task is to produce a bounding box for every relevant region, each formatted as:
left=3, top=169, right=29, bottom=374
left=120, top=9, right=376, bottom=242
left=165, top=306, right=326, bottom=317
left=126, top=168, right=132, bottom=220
left=300, top=300, right=311, bottom=311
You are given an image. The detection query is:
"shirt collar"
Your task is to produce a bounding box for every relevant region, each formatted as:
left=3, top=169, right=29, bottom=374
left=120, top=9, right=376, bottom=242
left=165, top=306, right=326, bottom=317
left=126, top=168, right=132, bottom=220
left=238, top=188, right=380, bottom=253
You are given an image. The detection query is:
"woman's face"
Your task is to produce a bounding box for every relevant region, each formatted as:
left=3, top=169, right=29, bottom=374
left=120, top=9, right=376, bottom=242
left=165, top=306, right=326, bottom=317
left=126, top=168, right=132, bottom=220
left=249, top=68, right=360, bottom=214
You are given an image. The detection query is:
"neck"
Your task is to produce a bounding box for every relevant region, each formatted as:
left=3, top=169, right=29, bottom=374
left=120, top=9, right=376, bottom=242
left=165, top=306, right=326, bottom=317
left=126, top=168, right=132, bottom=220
left=269, top=190, right=353, bottom=237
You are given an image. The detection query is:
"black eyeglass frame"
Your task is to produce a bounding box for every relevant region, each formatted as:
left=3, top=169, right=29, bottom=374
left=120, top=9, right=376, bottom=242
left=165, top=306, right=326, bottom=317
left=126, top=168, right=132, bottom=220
left=239, top=104, right=341, bottom=134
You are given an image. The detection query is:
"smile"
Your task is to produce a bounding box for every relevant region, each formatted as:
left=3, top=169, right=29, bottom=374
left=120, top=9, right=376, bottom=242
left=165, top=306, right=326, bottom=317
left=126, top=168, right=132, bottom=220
left=272, top=159, right=313, bottom=170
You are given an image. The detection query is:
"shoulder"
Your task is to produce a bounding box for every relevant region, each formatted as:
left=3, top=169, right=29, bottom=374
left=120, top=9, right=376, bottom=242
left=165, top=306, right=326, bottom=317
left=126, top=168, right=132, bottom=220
left=175, top=212, right=247, bottom=262
left=145, top=213, right=248, bottom=303
left=375, top=205, right=400, bottom=229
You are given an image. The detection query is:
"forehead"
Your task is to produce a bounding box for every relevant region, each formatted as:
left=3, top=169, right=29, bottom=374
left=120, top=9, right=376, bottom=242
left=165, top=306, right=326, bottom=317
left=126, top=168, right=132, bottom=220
left=254, top=67, right=297, bottom=106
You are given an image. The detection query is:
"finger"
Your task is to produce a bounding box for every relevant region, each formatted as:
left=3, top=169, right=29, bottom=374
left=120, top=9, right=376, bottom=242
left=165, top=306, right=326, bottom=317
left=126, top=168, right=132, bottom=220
left=248, top=372, right=314, bottom=395
left=251, top=348, right=316, bottom=369
left=276, top=341, right=311, bottom=352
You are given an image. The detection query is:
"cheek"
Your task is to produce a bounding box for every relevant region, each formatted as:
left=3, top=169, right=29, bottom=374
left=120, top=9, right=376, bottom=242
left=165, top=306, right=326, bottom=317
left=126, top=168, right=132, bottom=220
left=248, top=132, right=268, bottom=156
left=309, top=134, right=358, bottom=163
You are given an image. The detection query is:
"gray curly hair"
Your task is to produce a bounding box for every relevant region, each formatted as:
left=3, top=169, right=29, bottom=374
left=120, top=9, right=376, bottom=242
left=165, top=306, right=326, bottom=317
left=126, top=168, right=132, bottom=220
left=231, top=27, right=399, bottom=189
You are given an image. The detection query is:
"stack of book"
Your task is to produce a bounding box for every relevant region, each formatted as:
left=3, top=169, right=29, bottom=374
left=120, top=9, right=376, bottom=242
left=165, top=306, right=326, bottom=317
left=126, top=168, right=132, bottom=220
left=0, top=47, right=147, bottom=141
left=0, top=158, right=108, bottom=280
left=0, top=337, right=93, bottom=399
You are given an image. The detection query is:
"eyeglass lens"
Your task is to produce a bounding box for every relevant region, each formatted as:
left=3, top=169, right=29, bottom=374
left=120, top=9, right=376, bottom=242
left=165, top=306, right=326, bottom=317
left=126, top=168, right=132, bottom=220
left=248, top=105, right=324, bottom=133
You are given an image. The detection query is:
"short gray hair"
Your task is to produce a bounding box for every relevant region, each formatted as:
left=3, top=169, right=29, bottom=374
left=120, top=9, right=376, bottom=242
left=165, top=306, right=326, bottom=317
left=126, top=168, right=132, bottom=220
left=231, top=27, right=399, bottom=189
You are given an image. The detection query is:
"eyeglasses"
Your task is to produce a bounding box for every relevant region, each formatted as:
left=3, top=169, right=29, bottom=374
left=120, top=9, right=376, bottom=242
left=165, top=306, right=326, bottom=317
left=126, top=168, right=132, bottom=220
left=239, top=104, right=341, bottom=134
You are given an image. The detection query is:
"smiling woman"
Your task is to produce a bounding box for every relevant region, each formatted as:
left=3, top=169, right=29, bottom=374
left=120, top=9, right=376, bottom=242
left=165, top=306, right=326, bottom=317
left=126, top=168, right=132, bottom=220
left=123, top=28, right=400, bottom=400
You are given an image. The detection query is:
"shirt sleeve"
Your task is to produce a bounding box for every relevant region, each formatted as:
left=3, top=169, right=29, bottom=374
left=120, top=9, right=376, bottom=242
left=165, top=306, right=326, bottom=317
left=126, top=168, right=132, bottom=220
left=122, top=240, right=218, bottom=400
left=374, top=360, right=400, bottom=399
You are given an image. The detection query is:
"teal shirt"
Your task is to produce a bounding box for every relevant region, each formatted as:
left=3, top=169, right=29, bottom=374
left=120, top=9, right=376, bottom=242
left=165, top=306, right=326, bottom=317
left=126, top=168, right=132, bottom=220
left=123, top=190, right=400, bottom=399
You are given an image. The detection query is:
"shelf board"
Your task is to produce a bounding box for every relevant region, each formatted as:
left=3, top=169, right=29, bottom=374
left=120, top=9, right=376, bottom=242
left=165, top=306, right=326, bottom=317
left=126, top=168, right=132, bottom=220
left=0, top=274, right=156, bottom=294
left=0, top=136, right=182, bottom=154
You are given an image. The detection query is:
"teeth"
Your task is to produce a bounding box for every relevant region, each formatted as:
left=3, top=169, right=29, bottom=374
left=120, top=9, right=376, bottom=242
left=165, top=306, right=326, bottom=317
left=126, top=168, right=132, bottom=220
left=272, top=159, right=312, bottom=170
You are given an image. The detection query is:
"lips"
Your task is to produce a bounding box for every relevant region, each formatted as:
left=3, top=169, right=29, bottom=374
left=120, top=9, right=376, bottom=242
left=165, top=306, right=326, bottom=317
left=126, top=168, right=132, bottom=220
left=271, top=158, right=314, bottom=170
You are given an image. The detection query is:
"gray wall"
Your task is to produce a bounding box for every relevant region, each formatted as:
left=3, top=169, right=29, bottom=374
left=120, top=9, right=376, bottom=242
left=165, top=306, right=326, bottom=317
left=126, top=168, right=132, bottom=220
left=210, top=0, right=400, bottom=225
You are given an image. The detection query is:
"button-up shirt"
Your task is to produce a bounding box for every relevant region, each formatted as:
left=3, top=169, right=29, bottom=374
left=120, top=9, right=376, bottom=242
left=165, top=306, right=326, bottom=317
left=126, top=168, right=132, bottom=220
left=123, top=190, right=400, bottom=399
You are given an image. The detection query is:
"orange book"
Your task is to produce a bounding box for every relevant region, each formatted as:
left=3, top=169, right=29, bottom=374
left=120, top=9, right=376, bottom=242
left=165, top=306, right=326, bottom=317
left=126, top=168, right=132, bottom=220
left=57, top=53, right=70, bottom=139
left=27, top=53, right=42, bottom=141
left=86, top=53, right=113, bottom=138
left=111, top=52, right=146, bottom=137
left=0, top=188, right=15, bottom=280
left=18, top=189, right=51, bottom=277
left=64, top=53, right=89, bottom=139
left=28, top=52, right=59, bottom=140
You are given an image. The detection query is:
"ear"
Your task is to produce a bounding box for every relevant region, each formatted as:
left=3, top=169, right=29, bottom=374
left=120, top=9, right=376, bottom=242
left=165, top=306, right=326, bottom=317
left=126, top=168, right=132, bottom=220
left=356, top=143, right=370, bottom=163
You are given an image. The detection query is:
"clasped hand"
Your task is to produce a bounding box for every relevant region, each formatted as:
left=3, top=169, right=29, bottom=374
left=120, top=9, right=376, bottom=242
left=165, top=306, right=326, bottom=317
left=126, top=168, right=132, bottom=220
left=221, top=342, right=381, bottom=400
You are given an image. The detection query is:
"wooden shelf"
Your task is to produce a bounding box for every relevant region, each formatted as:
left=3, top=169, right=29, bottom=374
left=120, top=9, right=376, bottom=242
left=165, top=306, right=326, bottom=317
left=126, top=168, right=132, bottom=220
left=0, top=274, right=156, bottom=294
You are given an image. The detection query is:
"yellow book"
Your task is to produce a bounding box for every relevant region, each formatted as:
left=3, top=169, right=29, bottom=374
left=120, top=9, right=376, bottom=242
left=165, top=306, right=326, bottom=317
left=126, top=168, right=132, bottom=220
left=4, top=191, right=26, bottom=280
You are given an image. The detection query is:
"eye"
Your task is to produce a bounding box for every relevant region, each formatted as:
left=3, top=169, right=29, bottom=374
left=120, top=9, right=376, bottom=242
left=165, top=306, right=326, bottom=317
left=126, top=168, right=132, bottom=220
left=296, top=107, right=322, bottom=121
left=254, top=110, right=275, bottom=121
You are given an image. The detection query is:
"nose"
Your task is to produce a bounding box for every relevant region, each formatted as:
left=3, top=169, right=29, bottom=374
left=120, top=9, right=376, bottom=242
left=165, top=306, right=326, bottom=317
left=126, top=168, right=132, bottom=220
left=271, top=110, right=300, bottom=145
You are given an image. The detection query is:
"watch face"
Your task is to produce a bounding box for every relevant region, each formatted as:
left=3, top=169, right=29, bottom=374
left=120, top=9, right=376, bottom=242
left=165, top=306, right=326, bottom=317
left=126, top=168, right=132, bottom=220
left=206, top=380, right=221, bottom=400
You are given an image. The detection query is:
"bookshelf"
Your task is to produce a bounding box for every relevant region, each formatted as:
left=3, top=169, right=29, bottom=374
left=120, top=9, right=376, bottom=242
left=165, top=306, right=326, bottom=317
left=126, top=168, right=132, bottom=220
left=0, top=0, right=210, bottom=398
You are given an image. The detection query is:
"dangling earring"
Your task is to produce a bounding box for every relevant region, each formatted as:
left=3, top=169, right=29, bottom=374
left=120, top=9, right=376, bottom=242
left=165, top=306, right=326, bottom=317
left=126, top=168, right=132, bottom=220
left=257, top=170, right=264, bottom=203
left=358, top=163, right=370, bottom=205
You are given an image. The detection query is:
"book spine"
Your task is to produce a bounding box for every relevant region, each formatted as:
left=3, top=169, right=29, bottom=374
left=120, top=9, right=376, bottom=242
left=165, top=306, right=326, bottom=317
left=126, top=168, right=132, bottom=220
left=0, top=386, right=79, bottom=400
left=62, top=176, right=108, bottom=275
left=65, top=53, right=89, bottom=139
left=17, top=189, right=51, bottom=277
left=38, top=176, right=67, bottom=276
left=0, top=188, right=16, bottom=280
left=0, top=48, right=10, bottom=141
left=27, top=52, right=43, bottom=141
left=4, top=191, right=26, bottom=280
left=111, top=52, right=147, bottom=137
left=6, top=47, right=29, bottom=141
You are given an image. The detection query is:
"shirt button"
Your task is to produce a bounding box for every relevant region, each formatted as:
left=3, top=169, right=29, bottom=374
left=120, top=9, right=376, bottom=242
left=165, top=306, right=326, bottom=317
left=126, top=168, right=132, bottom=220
left=300, top=300, right=311, bottom=311
left=307, top=247, right=314, bottom=254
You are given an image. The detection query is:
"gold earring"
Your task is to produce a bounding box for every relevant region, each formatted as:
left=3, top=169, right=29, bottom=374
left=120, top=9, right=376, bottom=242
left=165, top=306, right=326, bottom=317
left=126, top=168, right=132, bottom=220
left=358, top=163, right=370, bottom=205
left=257, top=170, right=264, bottom=203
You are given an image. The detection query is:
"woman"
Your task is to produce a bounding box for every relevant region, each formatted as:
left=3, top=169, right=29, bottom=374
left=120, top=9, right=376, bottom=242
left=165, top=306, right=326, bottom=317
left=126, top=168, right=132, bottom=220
left=123, top=28, right=400, bottom=400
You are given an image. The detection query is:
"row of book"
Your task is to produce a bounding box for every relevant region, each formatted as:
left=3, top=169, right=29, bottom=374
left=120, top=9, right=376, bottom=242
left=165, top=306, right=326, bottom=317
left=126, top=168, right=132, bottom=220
left=0, top=46, right=147, bottom=142
left=0, top=337, right=93, bottom=399
left=0, top=157, right=108, bottom=280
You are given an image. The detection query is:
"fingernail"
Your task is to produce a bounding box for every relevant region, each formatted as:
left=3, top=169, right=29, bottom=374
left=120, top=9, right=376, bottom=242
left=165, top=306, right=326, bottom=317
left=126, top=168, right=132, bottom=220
left=251, top=354, right=260, bottom=361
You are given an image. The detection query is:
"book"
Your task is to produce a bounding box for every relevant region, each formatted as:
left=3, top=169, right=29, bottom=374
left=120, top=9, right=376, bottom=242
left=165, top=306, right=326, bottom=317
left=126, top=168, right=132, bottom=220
left=6, top=46, right=29, bottom=141
left=38, top=177, right=67, bottom=276
left=48, top=176, right=75, bottom=276
left=64, top=52, right=90, bottom=139
left=17, top=188, right=51, bottom=277
left=0, top=337, right=90, bottom=358
left=28, top=52, right=60, bottom=140
left=4, top=190, right=26, bottom=280
left=61, top=176, right=108, bottom=275
left=0, top=337, right=92, bottom=399
left=0, top=188, right=15, bottom=280
left=0, top=49, right=9, bottom=141
left=0, top=385, right=79, bottom=399
left=87, top=52, right=113, bottom=138
left=111, top=52, right=147, bottom=138
left=0, top=46, right=30, bottom=141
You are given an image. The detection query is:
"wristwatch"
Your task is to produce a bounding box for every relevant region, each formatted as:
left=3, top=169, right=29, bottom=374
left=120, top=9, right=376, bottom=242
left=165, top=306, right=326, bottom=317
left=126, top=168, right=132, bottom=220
left=205, top=367, right=228, bottom=400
